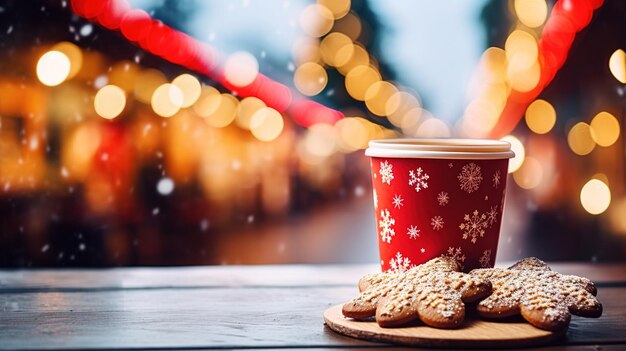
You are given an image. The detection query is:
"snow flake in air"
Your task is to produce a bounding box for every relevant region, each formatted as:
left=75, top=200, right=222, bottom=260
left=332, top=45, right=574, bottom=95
left=459, top=210, right=488, bottom=244
left=408, top=167, right=429, bottom=192
left=157, top=177, right=174, bottom=195
left=379, top=209, right=396, bottom=244
left=457, top=162, right=483, bottom=193
left=392, top=194, right=404, bottom=208
left=389, top=252, right=412, bottom=272
left=379, top=160, right=394, bottom=185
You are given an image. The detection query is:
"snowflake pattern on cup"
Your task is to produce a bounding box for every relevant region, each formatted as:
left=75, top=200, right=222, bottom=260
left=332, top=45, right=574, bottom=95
left=459, top=210, right=488, bottom=244
left=443, top=246, right=466, bottom=270
left=392, top=194, right=404, bottom=209
left=479, top=249, right=492, bottom=268
left=379, top=208, right=395, bottom=244
left=370, top=157, right=508, bottom=271
left=431, top=216, right=444, bottom=231
left=389, top=252, right=412, bottom=272
left=458, top=162, right=483, bottom=193
left=407, top=225, right=420, bottom=239
left=437, top=191, right=449, bottom=206
left=408, top=167, right=429, bottom=192
left=379, top=160, right=394, bottom=185
left=492, top=170, right=501, bottom=188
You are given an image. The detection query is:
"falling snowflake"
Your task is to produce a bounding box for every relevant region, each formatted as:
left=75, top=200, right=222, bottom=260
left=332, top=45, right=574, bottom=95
left=431, top=216, right=444, bottom=231
left=492, top=170, right=501, bottom=188
left=379, top=209, right=396, bottom=244
left=437, top=191, right=449, bottom=206
left=479, top=249, right=492, bottom=268
left=407, top=225, right=420, bottom=239
left=389, top=252, right=412, bottom=272
left=457, top=162, right=483, bottom=193
left=392, top=194, right=404, bottom=209
left=459, top=210, right=488, bottom=244
left=379, top=160, right=394, bottom=185
left=373, top=189, right=378, bottom=209
left=443, top=246, right=466, bottom=270
left=408, top=167, right=429, bottom=192
left=487, top=206, right=498, bottom=226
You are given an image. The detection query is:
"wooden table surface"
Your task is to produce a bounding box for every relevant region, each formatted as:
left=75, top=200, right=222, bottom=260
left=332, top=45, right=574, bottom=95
left=1, top=262, right=625, bottom=350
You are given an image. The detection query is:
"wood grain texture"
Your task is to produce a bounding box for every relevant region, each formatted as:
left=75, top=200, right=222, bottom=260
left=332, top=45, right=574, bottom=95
left=324, top=304, right=565, bottom=348
left=0, top=286, right=624, bottom=350
left=0, top=264, right=625, bottom=350
left=1, top=263, right=624, bottom=291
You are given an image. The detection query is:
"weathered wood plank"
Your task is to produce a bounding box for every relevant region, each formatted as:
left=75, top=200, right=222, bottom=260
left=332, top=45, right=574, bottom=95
left=1, top=263, right=624, bottom=291
left=0, top=286, right=624, bottom=350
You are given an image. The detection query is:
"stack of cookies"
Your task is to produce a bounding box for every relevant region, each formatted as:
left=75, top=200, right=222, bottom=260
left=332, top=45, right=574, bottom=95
left=342, top=257, right=602, bottom=331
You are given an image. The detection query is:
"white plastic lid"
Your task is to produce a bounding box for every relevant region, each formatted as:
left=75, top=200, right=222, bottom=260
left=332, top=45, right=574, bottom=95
left=365, top=138, right=515, bottom=160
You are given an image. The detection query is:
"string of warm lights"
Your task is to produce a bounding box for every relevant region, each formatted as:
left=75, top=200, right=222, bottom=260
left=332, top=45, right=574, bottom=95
left=462, top=0, right=625, bottom=217
left=293, top=0, right=451, bottom=146
left=68, top=0, right=344, bottom=129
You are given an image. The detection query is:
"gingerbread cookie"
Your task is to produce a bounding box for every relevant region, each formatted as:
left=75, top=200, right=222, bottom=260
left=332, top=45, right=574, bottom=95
left=342, top=257, right=492, bottom=328
left=470, top=257, right=602, bottom=331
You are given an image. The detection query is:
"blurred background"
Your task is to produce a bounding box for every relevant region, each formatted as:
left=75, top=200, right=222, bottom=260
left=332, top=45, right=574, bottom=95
left=0, top=0, right=624, bottom=267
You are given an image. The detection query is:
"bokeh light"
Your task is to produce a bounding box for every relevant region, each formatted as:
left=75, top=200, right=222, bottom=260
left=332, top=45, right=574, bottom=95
left=345, top=65, right=381, bottom=101
left=52, top=42, right=83, bottom=79
left=590, top=111, right=620, bottom=147
left=416, top=118, right=451, bottom=138
left=151, top=83, right=183, bottom=117
left=36, top=51, right=71, bottom=86
left=505, top=30, right=540, bottom=92
left=203, top=94, right=238, bottom=128
left=250, top=107, right=284, bottom=142
left=294, top=62, right=328, bottom=96
left=333, top=12, right=362, bottom=40
left=514, top=0, right=548, bottom=28
left=224, top=51, right=259, bottom=87
left=304, top=123, right=337, bottom=158
left=513, top=156, right=543, bottom=189
left=236, top=97, right=266, bottom=130
left=501, top=135, right=525, bottom=173
left=299, top=4, right=334, bottom=37
left=364, top=81, right=397, bottom=117
left=335, top=117, right=369, bottom=151
left=172, top=74, right=201, bottom=108
left=134, top=69, right=167, bottom=104
left=94, top=85, right=126, bottom=119
left=525, top=99, right=556, bottom=134
left=193, top=86, right=221, bottom=117
left=320, top=32, right=353, bottom=67
left=580, top=179, right=611, bottom=215
left=609, top=49, right=626, bottom=84
left=568, top=122, right=596, bottom=155
left=317, top=0, right=351, bottom=19
left=337, top=43, right=369, bottom=75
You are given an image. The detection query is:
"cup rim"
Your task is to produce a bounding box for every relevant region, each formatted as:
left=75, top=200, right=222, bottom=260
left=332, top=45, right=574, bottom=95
left=365, top=138, right=515, bottom=160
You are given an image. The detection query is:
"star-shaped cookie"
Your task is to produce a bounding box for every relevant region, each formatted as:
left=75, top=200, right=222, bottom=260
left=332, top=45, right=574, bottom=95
left=342, top=257, right=492, bottom=328
left=470, top=257, right=602, bottom=331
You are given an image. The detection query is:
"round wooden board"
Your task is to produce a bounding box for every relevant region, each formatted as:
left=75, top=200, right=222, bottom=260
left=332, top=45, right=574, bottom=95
left=323, top=304, right=565, bottom=348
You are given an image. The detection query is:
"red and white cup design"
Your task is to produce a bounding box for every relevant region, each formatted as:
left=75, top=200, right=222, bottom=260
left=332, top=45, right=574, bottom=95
left=365, top=139, right=514, bottom=272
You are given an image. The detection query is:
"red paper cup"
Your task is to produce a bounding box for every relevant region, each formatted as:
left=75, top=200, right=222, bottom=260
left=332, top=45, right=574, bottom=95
left=365, top=139, right=514, bottom=272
